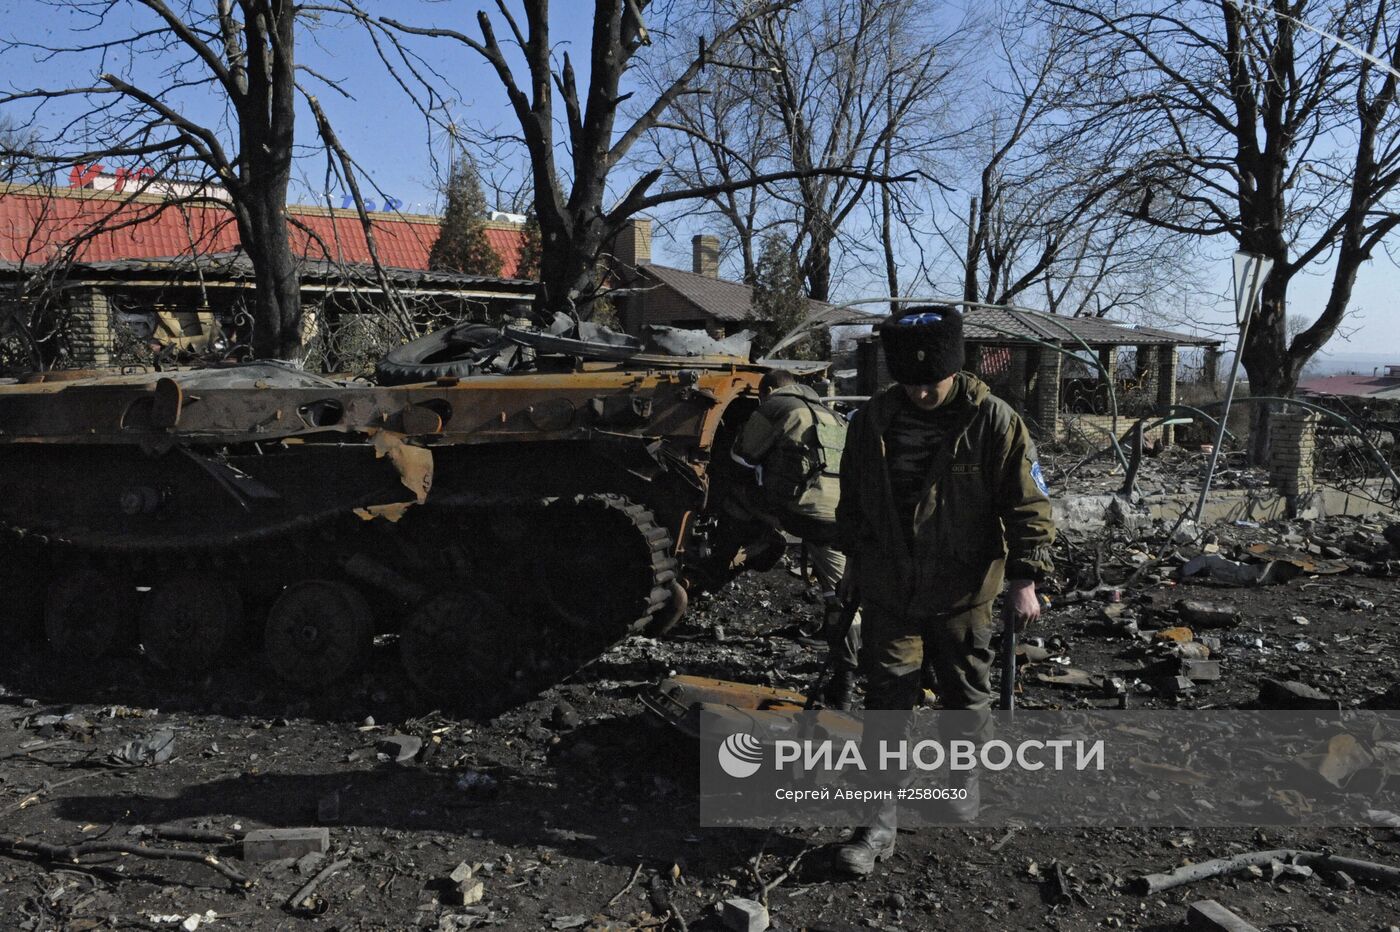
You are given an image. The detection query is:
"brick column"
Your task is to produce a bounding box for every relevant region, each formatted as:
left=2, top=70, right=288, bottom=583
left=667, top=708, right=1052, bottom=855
left=1098, top=346, right=1117, bottom=383
left=1134, top=344, right=1158, bottom=397
left=857, top=337, right=892, bottom=395
left=66, top=288, right=113, bottom=368
left=1269, top=409, right=1318, bottom=512
left=1032, top=345, right=1062, bottom=439
left=1156, top=346, right=1179, bottom=445
left=1201, top=346, right=1220, bottom=391
left=1005, top=347, right=1029, bottom=412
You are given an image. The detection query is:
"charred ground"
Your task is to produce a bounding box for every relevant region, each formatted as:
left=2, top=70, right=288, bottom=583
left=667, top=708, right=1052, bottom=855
left=3, top=506, right=1400, bottom=931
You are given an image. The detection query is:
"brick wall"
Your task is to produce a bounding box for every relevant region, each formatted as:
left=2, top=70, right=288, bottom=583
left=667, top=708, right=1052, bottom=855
left=1058, top=413, right=1166, bottom=445
left=1098, top=347, right=1117, bottom=384
left=1134, top=344, right=1158, bottom=397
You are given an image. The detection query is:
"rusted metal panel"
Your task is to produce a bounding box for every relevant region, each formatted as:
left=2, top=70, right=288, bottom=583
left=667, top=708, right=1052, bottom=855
left=0, top=366, right=761, bottom=450
left=642, top=675, right=861, bottom=740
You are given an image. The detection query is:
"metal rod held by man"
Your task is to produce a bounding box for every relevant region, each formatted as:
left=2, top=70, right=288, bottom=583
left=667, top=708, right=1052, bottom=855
left=1000, top=612, right=1016, bottom=716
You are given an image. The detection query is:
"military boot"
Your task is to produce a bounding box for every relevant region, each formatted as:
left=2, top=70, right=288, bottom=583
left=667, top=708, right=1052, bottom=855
left=832, top=800, right=897, bottom=877
left=821, top=666, right=858, bottom=711
left=917, top=771, right=981, bottom=824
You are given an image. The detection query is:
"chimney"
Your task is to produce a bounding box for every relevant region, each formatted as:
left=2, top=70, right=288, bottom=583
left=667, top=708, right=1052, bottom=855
left=692, top=234, right=720, bottom=277
left=612, top=218, right=652, bottom=268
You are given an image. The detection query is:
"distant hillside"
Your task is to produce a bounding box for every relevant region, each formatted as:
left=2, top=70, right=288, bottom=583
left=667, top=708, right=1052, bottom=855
left=1309, top=351, right=1400, bottom=375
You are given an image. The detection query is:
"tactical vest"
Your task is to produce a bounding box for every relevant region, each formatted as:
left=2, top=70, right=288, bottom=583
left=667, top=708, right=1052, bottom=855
left=763, top=396, right=845, bottom=505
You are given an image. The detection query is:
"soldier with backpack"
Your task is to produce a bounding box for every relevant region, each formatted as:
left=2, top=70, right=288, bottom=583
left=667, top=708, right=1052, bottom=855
left=727, top=369, right=860, bottom=710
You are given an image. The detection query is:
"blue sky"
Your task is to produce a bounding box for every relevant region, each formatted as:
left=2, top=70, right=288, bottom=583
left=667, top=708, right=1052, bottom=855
left=3, top=1, right=1397, bottom=362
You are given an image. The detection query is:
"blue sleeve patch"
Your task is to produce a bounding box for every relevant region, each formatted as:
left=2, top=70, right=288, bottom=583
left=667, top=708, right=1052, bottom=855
left=1030, top=461, right=1049, bottom=496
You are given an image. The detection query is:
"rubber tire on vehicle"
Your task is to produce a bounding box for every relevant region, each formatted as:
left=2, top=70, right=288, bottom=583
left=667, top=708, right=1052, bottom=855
left=44, top=567, right=138, bottom=659
left=140, top=577, right=243, bottom=673
left=264, top=580, right=374, bottom=688
left=375, top=323, right=503, bottom=385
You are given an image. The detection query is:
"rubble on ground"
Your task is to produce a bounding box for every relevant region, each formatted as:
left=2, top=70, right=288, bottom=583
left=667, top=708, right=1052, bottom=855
left=3, top=503, right=1400, bottom=929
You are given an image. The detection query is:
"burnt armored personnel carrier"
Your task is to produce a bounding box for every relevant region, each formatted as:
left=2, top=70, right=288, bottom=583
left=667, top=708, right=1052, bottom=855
left=0, top=319, right=786, bottom=713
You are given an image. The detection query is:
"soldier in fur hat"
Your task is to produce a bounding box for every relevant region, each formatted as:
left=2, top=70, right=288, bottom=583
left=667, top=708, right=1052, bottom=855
left=831, top=305, right=1056, bottom=876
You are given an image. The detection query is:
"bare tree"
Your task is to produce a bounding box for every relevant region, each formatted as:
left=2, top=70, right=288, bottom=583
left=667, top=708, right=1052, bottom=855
left=383, top=1, right=910, bottom=319
left=1048, top=0, right=1400, bottom=460
left=0, top=114, right=46, bottom=184
left=901, top=17, right=1197, bottom=320
left=646, top=0, right=957, bottom=299
left=0, top=0, right=380, bottom=359
left=638, top=17, right=782, bottom=282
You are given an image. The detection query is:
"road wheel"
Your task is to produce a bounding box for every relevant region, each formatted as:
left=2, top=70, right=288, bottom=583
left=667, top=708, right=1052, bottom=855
left=45, top=567, right=137, bottom=659
left=264, top=580, right=374, bottom=688
left=140, top=576, right=242, bottom=673
left=399, top=587, right=523, bottom=713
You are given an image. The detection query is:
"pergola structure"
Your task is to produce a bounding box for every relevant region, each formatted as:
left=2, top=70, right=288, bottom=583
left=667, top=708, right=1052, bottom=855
left=844, top=305, right=1221, bottom=443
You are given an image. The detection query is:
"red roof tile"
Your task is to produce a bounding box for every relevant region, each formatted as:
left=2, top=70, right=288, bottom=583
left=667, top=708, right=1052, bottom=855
left=0, top=184, right=528, bottom=277
left=1298, top=374, right=1400, bottom=399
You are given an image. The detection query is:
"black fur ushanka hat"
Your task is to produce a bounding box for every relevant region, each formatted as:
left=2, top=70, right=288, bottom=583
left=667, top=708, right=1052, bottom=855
left=880, top=305, right=965, bottom=385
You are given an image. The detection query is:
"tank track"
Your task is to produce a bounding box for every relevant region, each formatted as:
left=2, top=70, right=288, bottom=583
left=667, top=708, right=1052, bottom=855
left=1, top=491, right=678, bottom=716
left=394, top=492, right=678, bottom=711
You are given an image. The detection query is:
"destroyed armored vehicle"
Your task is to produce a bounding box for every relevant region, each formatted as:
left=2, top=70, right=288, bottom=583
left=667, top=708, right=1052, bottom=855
left=0, top=317, right=795, bottom=713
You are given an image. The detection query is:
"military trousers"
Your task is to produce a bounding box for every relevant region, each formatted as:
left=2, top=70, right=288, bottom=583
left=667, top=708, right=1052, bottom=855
left=860, top=597, right=995, bottom=720
left=803, top=540, right=861, bottom=671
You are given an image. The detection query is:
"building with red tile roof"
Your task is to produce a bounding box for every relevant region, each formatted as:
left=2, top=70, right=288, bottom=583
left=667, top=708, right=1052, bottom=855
left=0, top=182, right=528, bottom=277
left=0, top=183, right=536, bottom=370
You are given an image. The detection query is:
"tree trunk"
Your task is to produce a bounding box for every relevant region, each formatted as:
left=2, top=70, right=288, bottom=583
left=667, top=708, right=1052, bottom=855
left=535, top=212, right=606, bottom=319
left=238, top=3, right=301, bottom=361
left=739, top=230, right=757, bottom=286
left=1238, top=277, right=1290, bottom=465
left=239, top=194, right=301, bottom=360
left=963, top=195, right=980, bottom=303
left=803, top=235, right=832, bottom=303
left=881, top=181, right=898, bottom=315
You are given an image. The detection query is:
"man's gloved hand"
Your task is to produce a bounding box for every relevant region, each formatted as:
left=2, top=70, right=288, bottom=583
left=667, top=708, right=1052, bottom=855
left=1003, top=579, right=1040, bottom=633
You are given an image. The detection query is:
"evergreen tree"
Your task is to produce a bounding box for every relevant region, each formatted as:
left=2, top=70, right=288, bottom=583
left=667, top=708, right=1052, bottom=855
left=515, top=213, right=543, bottom=280
left=748, top=233, right=823, bottom=358
left=429, top=158, right=503, bottom=277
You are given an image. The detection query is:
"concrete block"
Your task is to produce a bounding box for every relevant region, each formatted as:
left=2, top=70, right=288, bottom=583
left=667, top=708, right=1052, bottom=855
left=1175, top=600, right=1240, bottom=628
left=720, top=897, right=769, bottom=932
left=444, top=879, right=484, bottom=906
left=1258, top=678, right=1341, bottom=711
left=1185, top=899, right=1262, bottom=932
left=1181, top=659, right=1221, bottom=681
left=1162, top=675, right=1195, bottom=695
left=242, top=827, right=330, bottom=862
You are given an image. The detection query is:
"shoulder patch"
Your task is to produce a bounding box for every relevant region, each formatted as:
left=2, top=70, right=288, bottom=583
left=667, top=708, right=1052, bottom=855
left=1030, top=461, right=1049, bottom=496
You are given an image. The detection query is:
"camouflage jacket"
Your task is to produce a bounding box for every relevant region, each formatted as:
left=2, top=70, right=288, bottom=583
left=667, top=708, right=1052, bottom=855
left=730, top=383, right=846, bottom=540
left=836, top=373, right=1055, bottom=614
